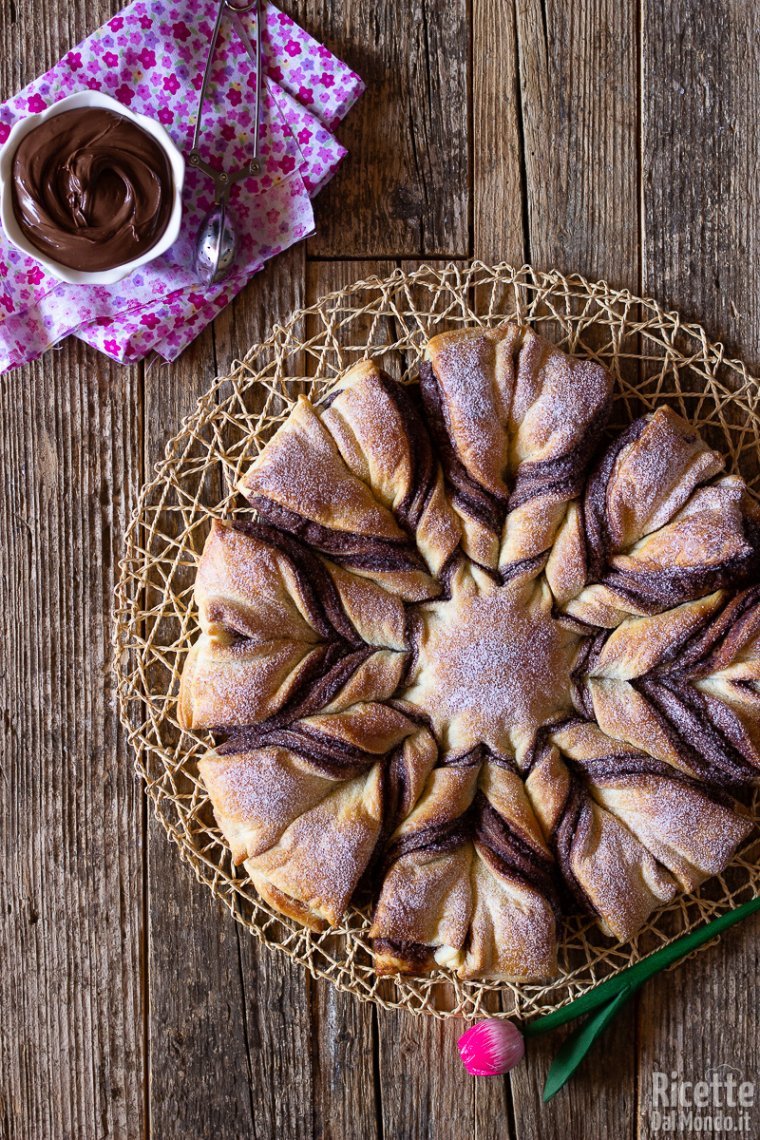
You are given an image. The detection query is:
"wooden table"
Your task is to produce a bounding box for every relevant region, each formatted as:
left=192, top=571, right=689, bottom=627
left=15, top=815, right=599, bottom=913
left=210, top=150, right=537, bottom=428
left=2, top=2, right=759, bottom=1137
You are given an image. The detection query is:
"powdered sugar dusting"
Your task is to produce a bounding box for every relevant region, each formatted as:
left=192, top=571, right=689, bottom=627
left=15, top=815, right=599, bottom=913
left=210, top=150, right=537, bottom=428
left=402, top=576, right=580, bottom=756
left=183, top=321, right=760, bottom=979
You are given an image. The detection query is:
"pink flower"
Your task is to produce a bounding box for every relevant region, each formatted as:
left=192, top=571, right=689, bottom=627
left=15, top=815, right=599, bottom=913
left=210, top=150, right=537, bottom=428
left=138, top=48, right=156, bottom=69
left=284, top=39, right=302, bottom=57
left=172, top=21, right=191, bottom=42
left=140, top=312, right=159, bottom=329
left=109, top=16, right=124, bottom=31
left=163, top=73, right=180, bottom=95
left=297, top=86, right=314, bottom=105
left=27, top=94, right=46, bottom=113
left=103, top=338, right=120, bottom=355
left=279, top=154, right=296, bottom=175
left=26, top=265, right=45, bottom=285
left=457, top=1020, right=525, bottom=1077
left=318, top=71, right=335, bottom=89
left=114, top=84, right=135, bottom=106
left=269, top=64, right=283, bottom=83
left=297, top=127, right=312, bottom=145
left=187, top=292, right=206, bottom=308
left=266, top=209, right=278, bottom=224
left=139, top=15, right=152, bottom=29
left=221, top=123, right=235, bottom=141
left=95, top=316, right=113, bottom=327
left=228, top=86, right=242, bottom=107
left=0, top=123, right=9, bottom=144
left=0, top=261, right=8, bottom=278
left=0, top=293, right=15, bottom=314
left=67, top=51, right=83, bottom=72
left=103, top=51, right=119, bottom=68
left=157, top=107, right=174, bottom=125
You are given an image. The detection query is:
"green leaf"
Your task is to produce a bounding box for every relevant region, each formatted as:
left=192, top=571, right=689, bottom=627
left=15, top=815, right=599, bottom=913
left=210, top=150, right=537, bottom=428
left=542, top=984, right=639, bottom=1102
left=524, top=894, right=760, bottom=1040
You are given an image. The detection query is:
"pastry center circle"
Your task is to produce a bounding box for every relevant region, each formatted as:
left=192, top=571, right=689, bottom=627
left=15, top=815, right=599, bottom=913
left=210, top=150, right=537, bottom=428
left=403, top=575, right=580, bottom=757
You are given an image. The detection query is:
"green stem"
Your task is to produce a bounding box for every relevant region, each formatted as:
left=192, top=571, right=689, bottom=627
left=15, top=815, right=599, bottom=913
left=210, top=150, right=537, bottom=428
left=523, top=894, right=760, bottom=1039
left=542, top=983, right=641, bottom=1102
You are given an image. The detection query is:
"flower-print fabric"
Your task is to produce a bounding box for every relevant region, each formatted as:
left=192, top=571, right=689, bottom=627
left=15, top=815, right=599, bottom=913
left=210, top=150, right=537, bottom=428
left=0, top=0, right=364, bottom=372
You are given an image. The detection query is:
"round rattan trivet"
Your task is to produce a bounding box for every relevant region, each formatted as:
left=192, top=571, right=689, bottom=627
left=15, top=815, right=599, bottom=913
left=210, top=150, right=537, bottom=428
left=113, top=262, right=760, bottom=1021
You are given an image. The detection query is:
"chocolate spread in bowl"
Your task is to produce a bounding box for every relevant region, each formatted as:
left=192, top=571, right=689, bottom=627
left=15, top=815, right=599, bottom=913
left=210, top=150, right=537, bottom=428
left=11, top=106, right=174, bottom=272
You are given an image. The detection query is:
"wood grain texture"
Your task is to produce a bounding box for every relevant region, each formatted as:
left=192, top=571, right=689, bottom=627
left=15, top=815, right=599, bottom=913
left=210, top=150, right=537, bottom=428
left=1, top=0, right=759, bottom=1137
left=141, top=319, right=259, bottom=1140
left=0, top=345, right=145, bottom=1140
left=472, top=0, right=525, bottom=264
left=143, top=247, right=316, bottom=1140
left=642, top=0, right=760, bottom=366
left=290, top=0, right=470, bottom=258
left=638, top=5, right=760, bottom=1137
left=0, top=5, right=146, bottom=1140
left=492, top=3, right=642, bottom=1133
left=513, top=0, right=641, bottom=284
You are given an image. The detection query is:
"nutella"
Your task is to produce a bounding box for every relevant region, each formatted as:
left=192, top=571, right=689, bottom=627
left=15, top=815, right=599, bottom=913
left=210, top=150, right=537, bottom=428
left=11, top=106, right=173, bottom=272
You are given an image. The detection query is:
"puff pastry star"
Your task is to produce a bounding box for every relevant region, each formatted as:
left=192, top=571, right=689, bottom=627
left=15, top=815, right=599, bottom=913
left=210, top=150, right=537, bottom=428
left=179, top=323, right=759, bottom=981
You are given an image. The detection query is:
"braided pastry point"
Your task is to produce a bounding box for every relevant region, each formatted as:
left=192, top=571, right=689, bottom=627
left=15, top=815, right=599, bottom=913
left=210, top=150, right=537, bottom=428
left=178, top=519, right=411, bottom=732
left=370, top=756, right=559, bottom=980
left=180, top=321, right=759, bottom=981
left=420, top=324, right=612, bottom=576
left=238, top=359, right=461, bottom=600
left=549, top=406, right=760, bottom=627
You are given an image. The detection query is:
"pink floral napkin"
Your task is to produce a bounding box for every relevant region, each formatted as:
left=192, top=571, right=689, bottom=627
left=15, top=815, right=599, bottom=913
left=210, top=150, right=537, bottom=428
left=0, top=0, right=364, bottom=373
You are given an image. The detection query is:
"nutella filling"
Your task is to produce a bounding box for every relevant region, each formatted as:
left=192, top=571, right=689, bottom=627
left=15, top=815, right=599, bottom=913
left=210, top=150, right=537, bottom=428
left=11, top=106, right=174, bottom=272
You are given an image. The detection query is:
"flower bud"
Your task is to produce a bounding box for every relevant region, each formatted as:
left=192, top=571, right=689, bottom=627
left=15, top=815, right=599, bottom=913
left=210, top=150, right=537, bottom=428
left=457, top=1018, right=525, bottom=1077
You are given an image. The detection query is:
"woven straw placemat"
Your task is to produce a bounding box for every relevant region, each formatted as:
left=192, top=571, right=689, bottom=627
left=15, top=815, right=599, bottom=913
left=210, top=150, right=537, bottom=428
left=113, top=262, right=760, bottom=1021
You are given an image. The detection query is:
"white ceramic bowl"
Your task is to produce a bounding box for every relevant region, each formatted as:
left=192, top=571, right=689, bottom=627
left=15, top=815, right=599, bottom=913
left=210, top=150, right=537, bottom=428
left=0, top=90, right=185, bottom=286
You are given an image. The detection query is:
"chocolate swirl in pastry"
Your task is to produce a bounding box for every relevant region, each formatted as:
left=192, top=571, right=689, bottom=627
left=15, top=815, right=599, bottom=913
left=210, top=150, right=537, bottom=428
left=419, top=325, right=612, bottom=574
left=547, top=407, right=760, bottom=628
left=181, top=322, right=759, bottom=982
left=550, top=720, right=752, bottom=891
left=371, top=755, right=559, bottom=980
left=581, top=586, right=760, bottom=790
left=238, top=360, right=461, bottom=601
left=179, top=520, right=409, bottom=732
left=201, top=703, right=437, bottom=930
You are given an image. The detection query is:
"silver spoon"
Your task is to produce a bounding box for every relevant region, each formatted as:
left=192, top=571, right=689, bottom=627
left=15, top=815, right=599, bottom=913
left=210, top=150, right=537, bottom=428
left=189, top=0, right=263, bottom=285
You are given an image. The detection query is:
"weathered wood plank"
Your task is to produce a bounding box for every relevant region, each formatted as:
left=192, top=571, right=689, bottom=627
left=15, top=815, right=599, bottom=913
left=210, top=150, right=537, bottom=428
left=143, top=246, right=316, bottom=1140
left=305, top=258, right=388, bottom=1140
left=289, top=0, right=470, bottom=258
left=0, top=344, right=146, bottom=1140
left=376, top=1008, right=513, bottom=1140
left=472, top=0, right=525, bottom=264
left=218, top=248, right=316, bottom=1140
left=638, top=4, right=760, bottom=1136
left=642, top=0, right=760, bottom=366
left=513, top=0, right=640, bottom=285
left=480, top=1, right=642, bottom=1134
left=141, top=319, right=258, bottom=1140
left=0, top=5, right=146, bottom=1140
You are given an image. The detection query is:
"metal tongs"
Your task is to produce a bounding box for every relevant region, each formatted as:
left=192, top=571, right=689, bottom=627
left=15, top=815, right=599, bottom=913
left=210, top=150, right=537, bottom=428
left=189, top=0, right=263, bottom=284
